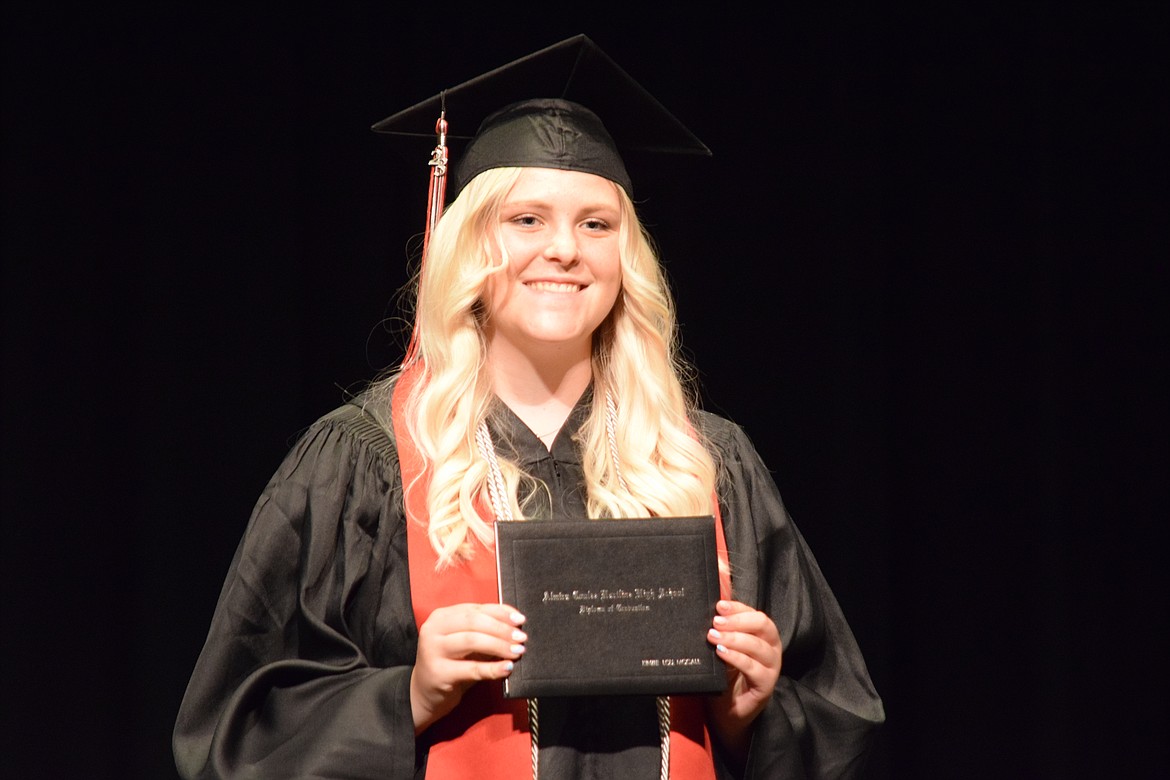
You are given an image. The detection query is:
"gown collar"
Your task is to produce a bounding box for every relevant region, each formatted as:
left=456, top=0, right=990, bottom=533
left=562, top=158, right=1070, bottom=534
left=487, top=384, right=594, bottom=467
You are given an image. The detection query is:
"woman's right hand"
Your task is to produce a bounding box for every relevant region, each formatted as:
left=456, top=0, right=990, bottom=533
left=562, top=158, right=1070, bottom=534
left=410, top=603, right=527, bottom=733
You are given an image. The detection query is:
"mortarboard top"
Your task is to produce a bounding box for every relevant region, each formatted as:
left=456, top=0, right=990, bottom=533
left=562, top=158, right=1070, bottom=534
left=370, top=34, right=710, bottom=196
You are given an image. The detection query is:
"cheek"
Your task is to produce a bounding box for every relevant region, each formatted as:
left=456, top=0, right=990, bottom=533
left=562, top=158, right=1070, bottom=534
left=601, top=248, right=623, bottom=290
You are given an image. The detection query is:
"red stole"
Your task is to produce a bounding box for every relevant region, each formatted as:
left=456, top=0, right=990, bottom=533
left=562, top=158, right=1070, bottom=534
left=392, top=364, right=730, bottom=779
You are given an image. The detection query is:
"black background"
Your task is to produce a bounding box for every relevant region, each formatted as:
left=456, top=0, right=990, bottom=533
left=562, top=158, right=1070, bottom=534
left=2, top=4, right=1166, bottom=778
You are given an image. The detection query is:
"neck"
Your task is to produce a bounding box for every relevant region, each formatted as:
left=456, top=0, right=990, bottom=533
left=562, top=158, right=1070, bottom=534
left=487, top=340, right=593, bottom=449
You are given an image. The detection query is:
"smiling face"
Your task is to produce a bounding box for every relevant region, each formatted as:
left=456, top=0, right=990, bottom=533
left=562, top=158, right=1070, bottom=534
left=482, top=167, right=623, bottom=365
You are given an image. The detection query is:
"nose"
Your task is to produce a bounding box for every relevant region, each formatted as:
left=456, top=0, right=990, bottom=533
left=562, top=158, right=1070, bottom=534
left=544, top=222, right=580, bottom=266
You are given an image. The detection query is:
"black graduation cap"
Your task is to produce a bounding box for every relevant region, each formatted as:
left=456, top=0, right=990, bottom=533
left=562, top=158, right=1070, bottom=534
left=370, top=34, right=710, bottom=197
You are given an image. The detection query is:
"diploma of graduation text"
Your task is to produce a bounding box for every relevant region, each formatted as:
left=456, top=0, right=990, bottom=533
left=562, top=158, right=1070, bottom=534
left=495, top=516, right=727, bottom=698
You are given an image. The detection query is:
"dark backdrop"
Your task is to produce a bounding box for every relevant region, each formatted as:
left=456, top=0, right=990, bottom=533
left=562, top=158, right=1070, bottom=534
left=3, top=4, right=1166, bottom=778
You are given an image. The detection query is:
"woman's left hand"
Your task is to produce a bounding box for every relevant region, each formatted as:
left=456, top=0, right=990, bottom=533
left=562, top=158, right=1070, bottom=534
left=704, top=599, right=782, bottom=756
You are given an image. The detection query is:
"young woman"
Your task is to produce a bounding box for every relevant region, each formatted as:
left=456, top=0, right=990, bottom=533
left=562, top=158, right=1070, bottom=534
left=174, top=43, right=884, bottom=780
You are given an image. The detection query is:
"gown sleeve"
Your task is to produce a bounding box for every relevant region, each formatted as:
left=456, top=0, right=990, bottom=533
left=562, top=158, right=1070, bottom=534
left=173, top=403, right=420, bottom=780
left=698, top=413, right=885, bottom=779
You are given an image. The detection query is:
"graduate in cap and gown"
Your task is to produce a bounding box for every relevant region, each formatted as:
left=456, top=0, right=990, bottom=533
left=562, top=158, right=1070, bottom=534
left=173, top=35, right=884, bottom=779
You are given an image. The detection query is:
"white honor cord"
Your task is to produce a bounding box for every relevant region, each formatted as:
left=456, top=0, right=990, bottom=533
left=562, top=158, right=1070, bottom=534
left=475, top=422, right=513, bottom=522
left=606, top=393, right=672, bottom=780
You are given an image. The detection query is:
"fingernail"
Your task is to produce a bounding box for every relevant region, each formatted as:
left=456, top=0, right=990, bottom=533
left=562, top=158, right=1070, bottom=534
left=708, top=628, right=722, bottom=640
left=504, top=661, right=514, bottom=672
left=510, top=612, right=526, bottom=625
left=716, top=644, right=728, bottom=654
left=510, top=644, right=526, bottom=655
left=511, top=629, right=527, bottom=642
left=713, top=615, right=728, bottom=627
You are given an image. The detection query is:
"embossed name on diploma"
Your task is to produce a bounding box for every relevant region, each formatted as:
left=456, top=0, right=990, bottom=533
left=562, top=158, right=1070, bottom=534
left=494, top=517, right=727, bottom=698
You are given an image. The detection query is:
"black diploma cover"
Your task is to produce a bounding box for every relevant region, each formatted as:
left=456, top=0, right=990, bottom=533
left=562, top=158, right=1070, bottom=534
left=495, top=516, right=727, bottom=698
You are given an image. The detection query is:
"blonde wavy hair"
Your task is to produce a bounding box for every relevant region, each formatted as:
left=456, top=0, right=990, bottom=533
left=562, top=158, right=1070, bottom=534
left=373, top=167, right=717, bottom=567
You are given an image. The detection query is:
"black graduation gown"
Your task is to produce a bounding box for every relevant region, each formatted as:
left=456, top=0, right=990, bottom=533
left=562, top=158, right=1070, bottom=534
left=173, top=389, right=884, bottom=779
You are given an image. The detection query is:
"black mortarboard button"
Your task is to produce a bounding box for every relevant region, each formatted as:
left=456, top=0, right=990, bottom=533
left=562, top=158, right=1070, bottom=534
left=371, top=34, right=709, bottom=197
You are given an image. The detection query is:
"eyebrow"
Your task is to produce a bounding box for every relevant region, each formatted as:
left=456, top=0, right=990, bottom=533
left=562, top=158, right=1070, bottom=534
left=502, top=199, right=621, bottom=214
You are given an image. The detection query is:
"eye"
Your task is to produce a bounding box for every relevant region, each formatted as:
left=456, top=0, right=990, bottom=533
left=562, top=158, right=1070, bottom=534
left=582, top=218, right=612, bottom=231
left=509, top=214, right=541, bottom=227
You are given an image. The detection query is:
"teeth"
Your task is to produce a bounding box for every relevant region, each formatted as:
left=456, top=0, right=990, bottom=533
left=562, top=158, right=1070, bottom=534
left=526, top=281, right=581, bottom=293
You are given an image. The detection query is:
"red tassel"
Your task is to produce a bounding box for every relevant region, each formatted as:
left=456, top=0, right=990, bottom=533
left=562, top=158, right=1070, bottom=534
left=406, top=114, right=449, bottom=366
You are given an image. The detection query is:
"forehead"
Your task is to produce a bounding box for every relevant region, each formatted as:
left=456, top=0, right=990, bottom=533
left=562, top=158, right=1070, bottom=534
left=504, top=167, right=622, bottom=208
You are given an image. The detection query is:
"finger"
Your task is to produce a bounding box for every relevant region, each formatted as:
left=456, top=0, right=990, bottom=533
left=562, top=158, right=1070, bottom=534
left=426, top=603, right=521, bottom=630
left=425, top=604, right=529, bottom=644
left=714, top=602, right=777, bottom=634
left=476, top=602, right=528, bottom=627
left=455, top=658, right=519, bottom=681
left=709, top=636, right=779, bottom=691
left=715, top=599, right=754, bottom=616
left=416, top=647, right=522, bottom=695
left=708, top=627, right=778, bottom=667
left=499, top=604, right=528, bottom=625
left=437, top=629, right=528, bottom=662
left=425, top=656, right=519, bottom=694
